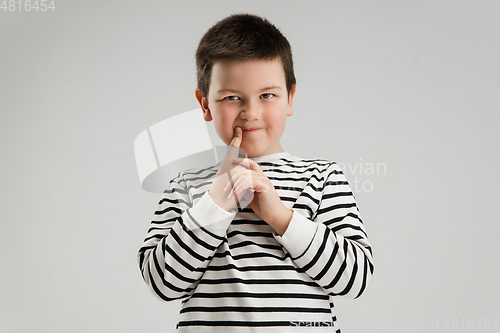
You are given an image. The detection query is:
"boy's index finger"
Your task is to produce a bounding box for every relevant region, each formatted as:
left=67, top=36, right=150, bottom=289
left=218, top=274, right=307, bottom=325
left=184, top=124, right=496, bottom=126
left=230, top=127, right=242, bottom=147
left=224, top=127, right=246, bottom=171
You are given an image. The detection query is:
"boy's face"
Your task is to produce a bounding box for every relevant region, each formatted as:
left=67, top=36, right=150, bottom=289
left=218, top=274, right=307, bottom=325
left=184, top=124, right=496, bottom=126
left=196, top=58, right=296, bottom=158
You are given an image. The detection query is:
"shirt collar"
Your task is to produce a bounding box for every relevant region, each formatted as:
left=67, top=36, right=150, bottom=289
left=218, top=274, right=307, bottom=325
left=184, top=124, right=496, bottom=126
left=249, top=151, right=292, bottom=163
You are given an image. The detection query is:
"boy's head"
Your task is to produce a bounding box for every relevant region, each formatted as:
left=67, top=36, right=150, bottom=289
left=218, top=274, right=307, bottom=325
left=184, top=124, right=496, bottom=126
left=195, top=13, right=296, bottom=98
left=195, top=14, right=297, bottom=158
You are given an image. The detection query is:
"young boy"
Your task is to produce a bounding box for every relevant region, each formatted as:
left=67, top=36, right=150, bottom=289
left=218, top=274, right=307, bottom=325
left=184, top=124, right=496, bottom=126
left=138, top=14, right=374, bottom=332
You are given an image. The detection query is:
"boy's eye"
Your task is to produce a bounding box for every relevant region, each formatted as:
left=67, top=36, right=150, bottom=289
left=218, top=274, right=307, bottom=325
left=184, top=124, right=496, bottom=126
left=224, top=96, right=240, bottom=101
left=260, top=93, right=275, bottom=99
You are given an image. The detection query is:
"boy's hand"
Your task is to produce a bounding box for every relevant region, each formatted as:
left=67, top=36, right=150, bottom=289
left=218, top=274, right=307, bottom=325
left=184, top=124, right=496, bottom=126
left=225, top=152, right=293, bottom=237
left=208, top=127, right=254, bottom=212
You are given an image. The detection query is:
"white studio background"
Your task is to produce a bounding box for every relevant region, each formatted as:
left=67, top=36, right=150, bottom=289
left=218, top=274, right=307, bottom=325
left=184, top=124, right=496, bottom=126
left=1, top=1, right=499, bottom=332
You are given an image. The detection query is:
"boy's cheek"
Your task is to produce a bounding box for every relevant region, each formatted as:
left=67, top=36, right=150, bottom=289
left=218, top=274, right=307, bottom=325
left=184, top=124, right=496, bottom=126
left=215, top=124, right=236, bottom=145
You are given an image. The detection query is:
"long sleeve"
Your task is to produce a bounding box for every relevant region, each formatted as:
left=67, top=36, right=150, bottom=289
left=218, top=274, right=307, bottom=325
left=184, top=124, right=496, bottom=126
left=137, top=153, right=374, bottom=331
left=137, top=171, right=236, bottom=301
left=273, top=162, right=374, bottom=299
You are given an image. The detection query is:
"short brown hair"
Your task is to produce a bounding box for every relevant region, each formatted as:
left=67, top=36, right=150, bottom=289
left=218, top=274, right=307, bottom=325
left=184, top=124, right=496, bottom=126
left=195, top=13, right=296, bottom=98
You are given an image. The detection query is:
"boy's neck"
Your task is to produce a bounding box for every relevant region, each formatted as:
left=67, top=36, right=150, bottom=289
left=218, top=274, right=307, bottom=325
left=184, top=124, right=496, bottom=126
left=248, top=151, right=291, bottom=162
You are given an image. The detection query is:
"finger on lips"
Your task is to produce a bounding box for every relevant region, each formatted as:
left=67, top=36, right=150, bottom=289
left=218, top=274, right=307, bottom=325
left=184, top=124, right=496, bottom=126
left=230, top=127, right=242, bottom=147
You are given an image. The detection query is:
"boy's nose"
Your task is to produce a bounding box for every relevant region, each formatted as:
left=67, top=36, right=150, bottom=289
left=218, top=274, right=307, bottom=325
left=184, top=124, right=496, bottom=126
left=239, top=100, right=261, bottom=120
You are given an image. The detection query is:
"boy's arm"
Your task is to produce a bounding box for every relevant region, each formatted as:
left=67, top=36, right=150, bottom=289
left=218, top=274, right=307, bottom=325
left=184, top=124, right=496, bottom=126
left=273, top=163, right=374, bottom=299
left=137, top=174, right=236, bottom=301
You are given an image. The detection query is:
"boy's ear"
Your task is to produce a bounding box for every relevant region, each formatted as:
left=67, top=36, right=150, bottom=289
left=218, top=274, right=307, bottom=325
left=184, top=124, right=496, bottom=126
left=195, top=88, right=212, bottom=121
left=287, top=84, right=296, bottom=117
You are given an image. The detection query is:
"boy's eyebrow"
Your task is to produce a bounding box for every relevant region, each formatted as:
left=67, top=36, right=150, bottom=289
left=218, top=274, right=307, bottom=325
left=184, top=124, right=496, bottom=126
left=217, top=86, right=282, bottom=94
left=260, top=86, right=282, bottom=91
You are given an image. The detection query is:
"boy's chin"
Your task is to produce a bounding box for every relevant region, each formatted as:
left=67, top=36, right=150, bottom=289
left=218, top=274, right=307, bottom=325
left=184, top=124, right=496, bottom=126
left=245, top=149, right=267, bottom=159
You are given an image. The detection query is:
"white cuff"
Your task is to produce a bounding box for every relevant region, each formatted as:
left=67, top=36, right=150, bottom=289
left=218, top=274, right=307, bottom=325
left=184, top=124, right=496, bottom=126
left=188, top=191, right=236, bottom=231
left=273, top=210, right=318, bottom=258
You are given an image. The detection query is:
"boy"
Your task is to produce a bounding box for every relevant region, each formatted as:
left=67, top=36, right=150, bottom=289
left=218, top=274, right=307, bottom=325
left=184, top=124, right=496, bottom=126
left=138, top=13, right=374, bottom=332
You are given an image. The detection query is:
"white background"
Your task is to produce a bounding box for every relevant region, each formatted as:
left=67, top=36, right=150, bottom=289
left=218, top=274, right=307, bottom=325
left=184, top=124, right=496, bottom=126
left=1, top=1, right=499, bottom=332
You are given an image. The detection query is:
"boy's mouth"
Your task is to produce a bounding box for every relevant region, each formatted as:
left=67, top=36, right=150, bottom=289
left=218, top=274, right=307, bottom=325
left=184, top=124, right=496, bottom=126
left=241, top=128, right=259, bottom=132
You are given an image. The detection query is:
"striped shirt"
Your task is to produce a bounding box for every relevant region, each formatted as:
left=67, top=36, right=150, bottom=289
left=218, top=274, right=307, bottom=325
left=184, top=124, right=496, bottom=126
left=138, top=151, right=374, bottom=332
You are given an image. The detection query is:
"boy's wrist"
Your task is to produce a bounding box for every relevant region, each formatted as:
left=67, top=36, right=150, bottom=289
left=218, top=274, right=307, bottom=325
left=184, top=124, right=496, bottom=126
left=270, top=206, right=293, bottom=237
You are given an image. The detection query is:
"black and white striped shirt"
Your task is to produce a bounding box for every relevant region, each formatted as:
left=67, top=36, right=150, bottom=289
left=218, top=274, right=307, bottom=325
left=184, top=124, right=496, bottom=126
left=138, top=151, right=374, bottom=332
